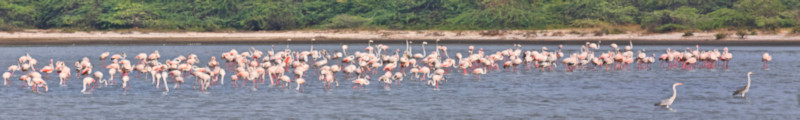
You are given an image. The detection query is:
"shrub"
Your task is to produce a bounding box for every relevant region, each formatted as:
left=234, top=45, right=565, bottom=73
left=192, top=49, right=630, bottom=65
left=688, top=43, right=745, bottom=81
left=569, top=30, right=581, bottom=35
left=793, top=27, right=800, bottom=34
left=551, top=31, right=564, bottom=36
left=603, top=28, right=624, bottom=34
left=325, top=14, right=368, bottom=29
left=715, top=33, right=728, bottom=40
left=736, top=30, right=747, bottom=38
left=654, top=24, right=686, bottom=33
left=593, top=30, right=604, bottom=36
left=682, top=31, right=694, bottom=37
left=0, top=26, right=18, bottom=32
left=569, top=19, right=611, bottom=28
left=479, top=30, right=503, bottom=36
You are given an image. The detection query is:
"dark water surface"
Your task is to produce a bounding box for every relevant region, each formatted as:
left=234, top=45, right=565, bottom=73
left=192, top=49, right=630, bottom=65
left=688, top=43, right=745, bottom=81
left=0, top=43, right=798, bottom=119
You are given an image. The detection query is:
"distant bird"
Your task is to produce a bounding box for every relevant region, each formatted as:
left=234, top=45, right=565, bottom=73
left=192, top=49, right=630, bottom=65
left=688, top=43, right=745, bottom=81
left=122, top=75, right=130, bottom=91
left=352, top=76, right=370, bottom=89
left=733, top=72, right=753, bottom=97
left=81, top=77, right=95, bottom=94
left=2, top=72, right=10, bottom=86
left=655, top=82, right=684, bottom=108
left=472, top=68, right=486, bottom=79
left=100, top=52, right=110, bottom=66
left=295, top=78, right=305, bottom=91
left=31, top=77, right=47, bottom=93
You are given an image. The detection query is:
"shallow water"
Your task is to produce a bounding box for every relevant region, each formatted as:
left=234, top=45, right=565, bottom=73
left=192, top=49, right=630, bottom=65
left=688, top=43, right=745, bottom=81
left=0, top=43, right=798, bottom=119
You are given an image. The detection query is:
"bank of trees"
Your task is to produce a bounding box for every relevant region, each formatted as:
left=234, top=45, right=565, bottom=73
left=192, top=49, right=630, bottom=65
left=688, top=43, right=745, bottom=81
left=1, top=0, right=798, bottom=32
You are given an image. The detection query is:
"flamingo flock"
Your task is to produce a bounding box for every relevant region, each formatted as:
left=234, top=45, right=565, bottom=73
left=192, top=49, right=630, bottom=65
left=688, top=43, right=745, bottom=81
left=0, top=40, right=772, bottom=96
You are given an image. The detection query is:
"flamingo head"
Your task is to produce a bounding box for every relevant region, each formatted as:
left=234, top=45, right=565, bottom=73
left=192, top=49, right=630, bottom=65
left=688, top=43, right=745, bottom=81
left=747, top=72, right=753, bottom=75
left=674, top=83, right=683, bottom=86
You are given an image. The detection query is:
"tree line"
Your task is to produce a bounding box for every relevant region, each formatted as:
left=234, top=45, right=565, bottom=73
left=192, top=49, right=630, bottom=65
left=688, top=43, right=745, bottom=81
left=1, top=0, right=798, bottom=32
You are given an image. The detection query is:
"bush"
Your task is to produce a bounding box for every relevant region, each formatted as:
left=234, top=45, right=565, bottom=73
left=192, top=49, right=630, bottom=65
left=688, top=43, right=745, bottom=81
left=736, top=30, right=747, bottom=38
left=792, top=27, right=800, bottom=34
left=682, top=31, right=694, bottom=37
left=325, top=14, right=368, bottom=29
left=569, top=30, right=581, bottom=35
left=0, top=25, right=20, bottom=32
left=593, top=30, right=604, bottom=36
left=750, top=31, right=757, bottom=35
left=479, top=30, right=503, bottom=36
left=570, top=19, right=611, bottom=28
left=654, top=24, right=686, bottom=33
left=715, top=33, right=728, bottom=40
left=551, top=31, right=564, bottom=36
left=602, top=28, right=624, bottom=34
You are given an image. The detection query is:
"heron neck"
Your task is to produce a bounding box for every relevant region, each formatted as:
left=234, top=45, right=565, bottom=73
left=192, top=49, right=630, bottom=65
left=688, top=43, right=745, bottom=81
left=746, top=74, right=751, bottom=88
left=670, top=85, right=678, bottom=99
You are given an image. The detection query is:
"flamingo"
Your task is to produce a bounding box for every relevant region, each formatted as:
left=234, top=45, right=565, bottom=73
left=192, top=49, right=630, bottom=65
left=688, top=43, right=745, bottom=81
left=100, top=52, right=110, bottom=66
left=230, top=75, right=239, bottom=88
left=278, top=75, right=291, bottom=88
left=122, top=75, right=130, bottom=91
left=31, top=77, right=47, bottom=93
left=8, top=65, right=19, bottom=74
left=472, top=68, right=486, bottom=79
left=58, top=70, right=70, bottom=85
left=108, top=68, right=117, bottom=84
left=217, top=67, right=226, bottom=85
left=174, top=76, right=184, bottom=89
left=81, top=77, right=95, bottom=94
left=352, top=76, right=370, bottom=89
left=429, top=74, right=444, bottom=89
left=295, top=78, right=305, bottom=91
left=94, top=72, right=106, bottom=87
left=393, top=72, right=403, bottom=85
left=378, top=72, right=393, bottom=88
left=2, top=72, right=10, bottom=86
left=40, top=59, right=54, bottom=79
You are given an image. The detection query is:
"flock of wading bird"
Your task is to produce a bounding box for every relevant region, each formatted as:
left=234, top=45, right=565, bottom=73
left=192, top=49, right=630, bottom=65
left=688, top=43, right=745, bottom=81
left=1, top=39, right=772, bottom=109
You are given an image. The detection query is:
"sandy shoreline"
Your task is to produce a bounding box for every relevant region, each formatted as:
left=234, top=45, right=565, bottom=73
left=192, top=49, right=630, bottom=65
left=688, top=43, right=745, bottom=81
left=2, top=29, right=800, bottom=45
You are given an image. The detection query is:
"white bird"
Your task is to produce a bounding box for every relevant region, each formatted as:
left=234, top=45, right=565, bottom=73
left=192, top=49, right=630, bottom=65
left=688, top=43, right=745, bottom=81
left=2, top=72, right=10, bottom=86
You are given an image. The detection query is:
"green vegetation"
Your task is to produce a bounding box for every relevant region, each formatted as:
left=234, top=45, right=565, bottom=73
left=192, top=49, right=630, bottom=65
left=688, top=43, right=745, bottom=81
left=1, top=0, right=799, bottom=32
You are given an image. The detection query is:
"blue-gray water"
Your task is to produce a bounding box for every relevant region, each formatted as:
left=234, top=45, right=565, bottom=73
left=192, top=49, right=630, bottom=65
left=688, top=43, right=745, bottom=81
left=0, top=43, right=798, bottom=119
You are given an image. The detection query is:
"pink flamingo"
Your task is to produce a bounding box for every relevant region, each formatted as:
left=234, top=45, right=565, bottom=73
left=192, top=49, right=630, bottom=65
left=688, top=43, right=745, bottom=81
left=81, top=77, right=95, bottom=94
left=122, top=75, right=130, bottom=91
left=352, top=76, right=370, bottom=89
left=31, top=77, right=47, bottom=93
left=762, top=53, right=771, bottom=69
left=2, top=72, right=9, bottom=86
